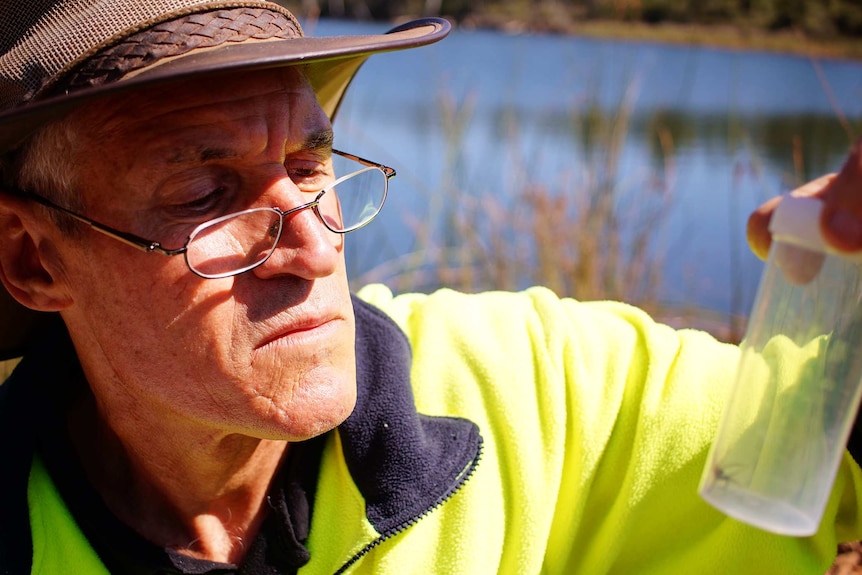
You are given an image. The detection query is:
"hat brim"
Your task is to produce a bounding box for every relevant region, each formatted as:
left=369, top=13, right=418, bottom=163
left=0, top=17, right=450, bottom=153
left=0, top=17, right=450, bottom=360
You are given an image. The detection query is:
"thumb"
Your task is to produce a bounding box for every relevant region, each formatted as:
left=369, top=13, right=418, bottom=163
left=821, top=139, right=862, bottom=253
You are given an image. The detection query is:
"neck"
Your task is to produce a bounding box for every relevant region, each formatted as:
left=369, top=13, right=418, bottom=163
left=68, top=390, right=288, bottom=564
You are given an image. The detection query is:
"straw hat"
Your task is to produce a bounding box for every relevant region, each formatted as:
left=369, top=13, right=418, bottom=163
left=0, top=0, right=450, bottom=360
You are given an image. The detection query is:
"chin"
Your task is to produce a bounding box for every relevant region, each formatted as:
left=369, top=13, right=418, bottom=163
left=245, top=366, right=358, bottom=441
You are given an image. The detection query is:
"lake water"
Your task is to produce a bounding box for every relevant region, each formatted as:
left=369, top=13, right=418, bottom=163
left=305, top=18, right=862, bottom=325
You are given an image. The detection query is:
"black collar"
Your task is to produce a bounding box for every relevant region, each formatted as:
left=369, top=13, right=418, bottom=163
left=0, top=297, right=482, bottom=574
left=342, top=296, right=483, bottom=536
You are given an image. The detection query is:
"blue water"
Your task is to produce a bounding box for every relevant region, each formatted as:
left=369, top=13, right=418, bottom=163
left=305, top=18, right=862, bottom=318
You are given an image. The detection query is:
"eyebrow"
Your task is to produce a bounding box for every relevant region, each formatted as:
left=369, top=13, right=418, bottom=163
left=298, top=129, right=334, bottom=153
left=166, top=145, right=238, bottom=165
left=167, top=129, right=335, bottom=166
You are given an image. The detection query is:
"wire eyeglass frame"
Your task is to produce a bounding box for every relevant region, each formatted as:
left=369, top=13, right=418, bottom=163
left=14, top=149, right=395, bottom=279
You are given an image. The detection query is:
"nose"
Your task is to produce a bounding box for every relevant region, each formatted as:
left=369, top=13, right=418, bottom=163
left=252, top=180, right=343, bottom=281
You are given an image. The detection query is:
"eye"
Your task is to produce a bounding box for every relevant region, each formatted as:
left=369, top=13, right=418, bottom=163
left=165, top=185, right=231, bottom=221
left=286, top=162, right=334, bottom=193
left=184, top=187, right=226, bottom=210
left=159, top=166, right=240, bottom=217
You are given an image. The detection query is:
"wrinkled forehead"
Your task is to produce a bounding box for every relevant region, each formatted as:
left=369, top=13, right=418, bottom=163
left=21, top=65, right=332, bottom=214
left=39, top=67, right=332, bottom=193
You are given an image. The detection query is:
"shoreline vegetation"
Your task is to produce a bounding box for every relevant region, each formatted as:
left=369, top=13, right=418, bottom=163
left=483, top=18, right=862, bottom=62
left=278, top=0, right=862, bottom=345
left=279, top=1, right=862, bottom=61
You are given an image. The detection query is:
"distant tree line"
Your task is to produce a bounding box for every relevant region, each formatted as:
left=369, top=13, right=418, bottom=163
left=278, top=0, right=862, bottom=39
left=606, top=0, right=862, bottom=35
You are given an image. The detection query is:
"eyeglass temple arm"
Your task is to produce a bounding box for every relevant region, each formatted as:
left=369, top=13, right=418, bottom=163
left=333, top=149, right=396, bottom=179
left=15, top=190, right=185, bottom=257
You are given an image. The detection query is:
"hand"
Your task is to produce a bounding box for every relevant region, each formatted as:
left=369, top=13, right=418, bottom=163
left=747, top=139, right=862, bottom=261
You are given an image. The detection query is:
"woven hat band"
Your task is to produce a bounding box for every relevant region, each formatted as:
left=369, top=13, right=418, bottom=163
left=52, top=7, right=302, bottom=96
left=0, top=0, right=301, bottom=111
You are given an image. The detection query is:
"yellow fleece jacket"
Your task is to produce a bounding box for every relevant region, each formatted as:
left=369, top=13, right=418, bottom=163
left=27, top=285, right=862, bottom=574
left=302, top=285, right=862, bottom=574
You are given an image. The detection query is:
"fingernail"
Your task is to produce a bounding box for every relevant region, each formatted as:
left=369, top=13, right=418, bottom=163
left=826, top=210, right=862, bottom=249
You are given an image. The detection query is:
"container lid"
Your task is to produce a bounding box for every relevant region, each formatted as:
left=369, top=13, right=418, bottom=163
left=769, top=196, right=862, bottom=262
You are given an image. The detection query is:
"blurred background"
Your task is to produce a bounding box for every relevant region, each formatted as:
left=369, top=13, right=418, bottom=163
left=278, top=0, right=862, bottom=344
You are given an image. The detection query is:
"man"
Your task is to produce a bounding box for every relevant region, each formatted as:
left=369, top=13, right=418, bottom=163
left=0, top=1, right=860, bottom=574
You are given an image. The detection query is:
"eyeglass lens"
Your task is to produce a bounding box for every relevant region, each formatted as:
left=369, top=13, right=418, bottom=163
left=187, top=209, right=281, bottom=277
left=184, top=157, right=388, bottom=278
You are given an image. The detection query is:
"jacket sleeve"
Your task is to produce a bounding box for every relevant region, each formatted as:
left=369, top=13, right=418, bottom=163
left=359, top=284, right=862, bottom=575
left=541, top=293, right=862, bottom=574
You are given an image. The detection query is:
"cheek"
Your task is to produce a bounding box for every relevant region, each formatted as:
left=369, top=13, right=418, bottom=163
left=65, top=241, right=357, bottom=437
left=69, top=249, right=233, bottom=375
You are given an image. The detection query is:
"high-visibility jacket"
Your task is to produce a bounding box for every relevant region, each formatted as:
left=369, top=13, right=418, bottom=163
left=6, top=286, right=862, bottom=574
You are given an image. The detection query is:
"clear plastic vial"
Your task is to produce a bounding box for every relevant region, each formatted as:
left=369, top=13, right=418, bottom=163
left=699, top=195, right=862, bottom=536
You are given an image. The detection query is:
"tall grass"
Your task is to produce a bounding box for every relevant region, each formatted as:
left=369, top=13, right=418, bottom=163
left=350, top=78, right=758, bottom=339
left=347, top=64, right=862, bottom=344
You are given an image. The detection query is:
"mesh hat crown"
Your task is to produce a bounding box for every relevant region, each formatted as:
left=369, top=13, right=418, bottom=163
left=0, top=0, right=450, bottom=359
left=2, top=2, right=305, bottom=108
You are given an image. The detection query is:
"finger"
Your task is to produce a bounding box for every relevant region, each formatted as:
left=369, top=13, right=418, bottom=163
left=821, top=139, right=862, bottom=253
left=747, top=195, right=782, bottom=261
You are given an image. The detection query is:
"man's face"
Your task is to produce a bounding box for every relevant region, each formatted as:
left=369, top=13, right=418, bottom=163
left=51, top=67, right=357, bottom=441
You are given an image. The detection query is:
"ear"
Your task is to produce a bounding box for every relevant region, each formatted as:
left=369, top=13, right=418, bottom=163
left=0, top=197, right=73, bottom=312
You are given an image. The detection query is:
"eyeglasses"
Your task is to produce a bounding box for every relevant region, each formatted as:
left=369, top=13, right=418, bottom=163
left=17, top=149, right=395, bottom=279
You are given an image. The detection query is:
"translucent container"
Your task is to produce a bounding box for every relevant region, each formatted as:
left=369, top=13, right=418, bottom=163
left=699, top=195, right=862, bottom=536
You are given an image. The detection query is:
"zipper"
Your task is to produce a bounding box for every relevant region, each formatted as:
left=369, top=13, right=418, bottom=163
left=332, top=438, right=483, bottom=575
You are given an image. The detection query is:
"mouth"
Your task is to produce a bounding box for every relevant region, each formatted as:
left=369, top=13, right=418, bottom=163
left=255, top=313, right=342, bottom=351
